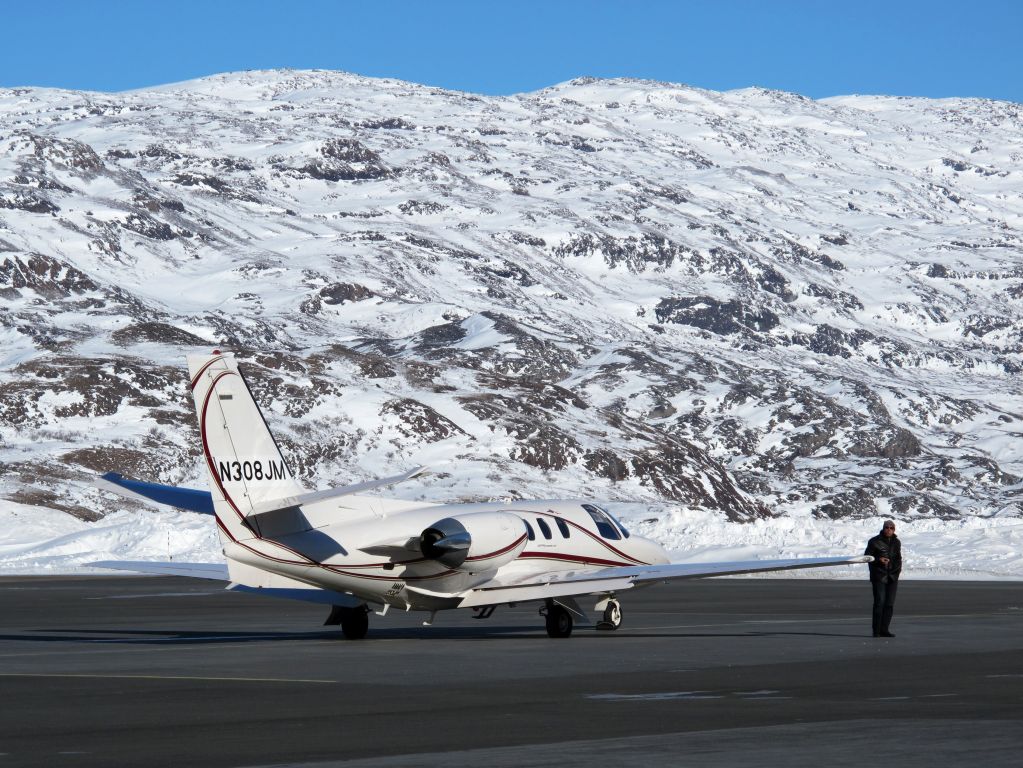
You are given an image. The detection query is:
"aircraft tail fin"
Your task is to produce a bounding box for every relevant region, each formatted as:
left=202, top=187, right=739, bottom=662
left=187, top=351, right=306, bottom=541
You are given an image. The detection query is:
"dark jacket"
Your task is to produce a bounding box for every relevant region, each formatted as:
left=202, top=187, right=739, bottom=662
left=865, top=530, right=902, bottom=583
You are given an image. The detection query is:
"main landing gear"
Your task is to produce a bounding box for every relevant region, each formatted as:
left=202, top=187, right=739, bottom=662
left=325, top=604, right=370, bottom=640
left=324, top=598, right=623, bottom=640
left=541, top=597, right=623, bottom=638
left=542, top=602, right=574, bottom=638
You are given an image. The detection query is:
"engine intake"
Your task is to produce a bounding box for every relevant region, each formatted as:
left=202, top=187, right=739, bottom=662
left=420, top=518, right=472, bottom=568
left=418, top=512, right=528, bottom=572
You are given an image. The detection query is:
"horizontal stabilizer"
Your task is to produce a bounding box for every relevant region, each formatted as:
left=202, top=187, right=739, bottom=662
left=88, top=560, right=229, bottom=580
left=90, top=561, right=369, bottom=608
left=247, top=465, right=430, bottom=516
left=97, top=473, right=214, bottom=515
left=223, top=558, right=370, bottom=608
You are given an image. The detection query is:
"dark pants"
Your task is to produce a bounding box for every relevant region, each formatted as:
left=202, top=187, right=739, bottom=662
left=871, top=578, right=899, bottom=635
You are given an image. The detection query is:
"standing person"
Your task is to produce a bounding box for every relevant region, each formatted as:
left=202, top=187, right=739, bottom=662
left=864, top=520, right=902, bottom=637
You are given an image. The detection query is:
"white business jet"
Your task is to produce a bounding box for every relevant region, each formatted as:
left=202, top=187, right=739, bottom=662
left=94, top=351, right=870, bottom=639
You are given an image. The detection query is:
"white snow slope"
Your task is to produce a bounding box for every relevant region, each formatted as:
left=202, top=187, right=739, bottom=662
left=1, top=70, right=1021, bottom=578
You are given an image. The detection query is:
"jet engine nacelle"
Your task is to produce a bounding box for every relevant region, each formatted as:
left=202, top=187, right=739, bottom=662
left=419, top=512, right=528, bottom=571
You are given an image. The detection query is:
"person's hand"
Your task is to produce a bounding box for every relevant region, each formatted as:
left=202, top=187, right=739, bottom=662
left=880, top=557, right=889, bottom=565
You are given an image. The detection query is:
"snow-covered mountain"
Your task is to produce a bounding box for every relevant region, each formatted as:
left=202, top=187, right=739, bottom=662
left=1, top=70, right=1021, bottom=573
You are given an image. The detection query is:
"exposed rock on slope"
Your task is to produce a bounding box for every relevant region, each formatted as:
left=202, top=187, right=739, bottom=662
left=1, top=71, right=1021, bottom=526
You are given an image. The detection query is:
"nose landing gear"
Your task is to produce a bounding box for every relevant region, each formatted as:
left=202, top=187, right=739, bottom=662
left=596, top=598, right=622, bottom=631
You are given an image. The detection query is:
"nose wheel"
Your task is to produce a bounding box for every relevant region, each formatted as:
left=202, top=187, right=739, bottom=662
left=596, top=599, right=622, bottom=631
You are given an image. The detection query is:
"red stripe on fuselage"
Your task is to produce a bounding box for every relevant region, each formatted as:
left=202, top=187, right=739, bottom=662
left=518, top=551, right=635, bottom=568
left=525, top=511, right=648, bottom=566
left=465, top=533, right=527, bottom=562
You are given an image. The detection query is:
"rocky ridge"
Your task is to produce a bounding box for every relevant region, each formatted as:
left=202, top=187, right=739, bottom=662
left=1, top=71, right=1021, bottom=531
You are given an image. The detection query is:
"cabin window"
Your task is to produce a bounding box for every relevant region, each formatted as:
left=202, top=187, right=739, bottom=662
left=582, top=504, right=621, bottom=540
left=556, top=518, right=570, bottom=538
left=523, top=520, right=536, bottom=540
left=536, top=518, right=553, bottom=540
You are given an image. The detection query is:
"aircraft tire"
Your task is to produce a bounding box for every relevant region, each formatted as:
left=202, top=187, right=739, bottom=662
left=339, top=606, right=369, bottom=640
left=596, top=599, right=622, bottom=631
left=545, top=604, right=573, bottom=638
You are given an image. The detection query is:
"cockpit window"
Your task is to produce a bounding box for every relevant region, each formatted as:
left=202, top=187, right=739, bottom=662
left=582, top=504, right=621, bottom=540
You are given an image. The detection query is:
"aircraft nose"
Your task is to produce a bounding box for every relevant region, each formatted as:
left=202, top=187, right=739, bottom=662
left=633, top=534, right=671, bottom=565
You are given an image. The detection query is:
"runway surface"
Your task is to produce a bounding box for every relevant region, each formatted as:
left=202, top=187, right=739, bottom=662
left=1, top=575, right=1021, bottom=767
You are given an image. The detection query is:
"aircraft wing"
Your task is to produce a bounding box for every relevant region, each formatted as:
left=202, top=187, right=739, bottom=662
left=451, top=554, right=873, bottom=608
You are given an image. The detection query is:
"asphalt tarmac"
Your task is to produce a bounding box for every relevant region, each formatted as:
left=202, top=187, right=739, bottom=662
left=0, top=575, right=1021, bottom=767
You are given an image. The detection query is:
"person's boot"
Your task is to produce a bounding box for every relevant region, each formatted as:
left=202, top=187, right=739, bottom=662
left=880, top=606, right=894, bottom=637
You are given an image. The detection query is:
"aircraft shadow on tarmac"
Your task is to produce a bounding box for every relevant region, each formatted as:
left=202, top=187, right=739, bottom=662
left=2, top=626, right=868, bottom=644
left=2, top=629, right=339, bottom=645
left=2, top=626, right=542, bottom=644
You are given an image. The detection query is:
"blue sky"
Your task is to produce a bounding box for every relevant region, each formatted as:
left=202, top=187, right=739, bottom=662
left=4, top=1, right=1021, bottom=102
